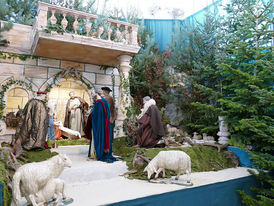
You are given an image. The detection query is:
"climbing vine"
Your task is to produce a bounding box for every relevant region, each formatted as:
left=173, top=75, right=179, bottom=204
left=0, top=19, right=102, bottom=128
left=0, top=79, right=34, bottom=119
left=45, top=70, right=93, bottom=93
left=0, top=51, right=37, bottom=61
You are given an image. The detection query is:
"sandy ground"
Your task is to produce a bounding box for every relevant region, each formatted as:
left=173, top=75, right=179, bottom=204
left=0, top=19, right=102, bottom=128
left=50, top=145, right=252, bottom=206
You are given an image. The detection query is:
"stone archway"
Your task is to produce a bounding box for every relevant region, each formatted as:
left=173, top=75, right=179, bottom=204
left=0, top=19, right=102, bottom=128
left=47, top=80, right=92, bottom=124
left=0, top=77, right=37, bottom=118
left=39, top=72, right=95, bottom=124
left=1, top=77, right=37, bottom=105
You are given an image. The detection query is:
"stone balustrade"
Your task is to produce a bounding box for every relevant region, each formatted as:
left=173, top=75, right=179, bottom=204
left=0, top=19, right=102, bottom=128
left=36, top=1, right=139, bottom=46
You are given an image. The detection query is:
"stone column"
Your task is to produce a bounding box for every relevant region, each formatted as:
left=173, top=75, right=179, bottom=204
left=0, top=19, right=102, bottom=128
left=115, top=55, right=132, bottom=138
left=217, top=116, right=231, bottom=145
left=37, top=2, right=49, bottom=30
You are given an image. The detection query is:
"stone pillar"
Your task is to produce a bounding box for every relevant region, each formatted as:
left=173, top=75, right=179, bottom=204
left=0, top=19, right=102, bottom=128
left=115, top=55, right=132, bottom=138
left=217, top=116, right=231, bottom=145
left=37, top=2, right=49, bottom=30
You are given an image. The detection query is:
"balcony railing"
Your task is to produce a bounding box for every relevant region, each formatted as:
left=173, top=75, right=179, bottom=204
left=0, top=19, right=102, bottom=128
left=35, top=1, right=139, bottom=46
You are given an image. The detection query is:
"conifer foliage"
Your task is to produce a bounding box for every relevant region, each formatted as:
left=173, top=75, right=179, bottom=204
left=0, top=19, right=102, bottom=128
left=167, top=10, right=222, bottom=134
left=217, top=0, right=273, bottom=204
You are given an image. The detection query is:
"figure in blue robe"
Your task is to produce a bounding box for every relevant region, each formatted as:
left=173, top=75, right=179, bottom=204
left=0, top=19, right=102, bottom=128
left=86, top=97, right=116, bottom=162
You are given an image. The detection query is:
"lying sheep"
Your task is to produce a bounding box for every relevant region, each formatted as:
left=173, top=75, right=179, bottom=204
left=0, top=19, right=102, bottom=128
left=144, top=150, right=191, bottom=183
left=34, top=178, right=66, bottom=206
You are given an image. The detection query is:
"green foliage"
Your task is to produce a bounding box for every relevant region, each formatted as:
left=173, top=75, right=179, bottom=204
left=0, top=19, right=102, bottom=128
left=0, top=0, right=38, bottom=25
left=0, top=160, right=11, bottom=206
left=113, top=137, right=234, bottom=180
left=48, top=139, right=89, bottom=147
left=130, top=28, right=170, bottom=109
left=167, top=10, right=222, bottom=135
left=217, top=0, right=273, bottom=152
left=217, top=0, right=274, bottom=204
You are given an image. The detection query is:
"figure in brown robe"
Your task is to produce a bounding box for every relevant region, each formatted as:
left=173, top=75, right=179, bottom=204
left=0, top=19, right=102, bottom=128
left=13, top=91, right=49, bottom=151
left=136, top=98, right=165, bottom=148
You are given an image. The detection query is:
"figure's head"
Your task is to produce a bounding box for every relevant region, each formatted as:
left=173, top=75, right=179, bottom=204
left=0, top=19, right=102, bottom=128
left=36, top=91, right=47, bottom=100
left=69, top=91, right=75, bottom=98
left=101, top=87, right=112, bottom=96
left=91, top=88, right=102, bottom=102
left=143, top=96, right=151, bottom=105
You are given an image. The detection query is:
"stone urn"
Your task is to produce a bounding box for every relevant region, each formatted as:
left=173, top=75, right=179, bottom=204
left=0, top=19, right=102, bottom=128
left=217, top=116, right=230, bottom=145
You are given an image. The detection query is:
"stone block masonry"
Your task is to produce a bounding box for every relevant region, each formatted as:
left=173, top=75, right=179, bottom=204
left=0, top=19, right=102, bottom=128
left=0, top=53, right=119, bottom=100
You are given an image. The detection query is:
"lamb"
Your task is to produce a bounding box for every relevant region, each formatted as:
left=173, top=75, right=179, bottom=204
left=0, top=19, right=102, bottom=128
left=34, top=178, right=66, bottom=206
left=144, top=150, right=191, bottom=183
left=12, top=153, right=72, bottom=206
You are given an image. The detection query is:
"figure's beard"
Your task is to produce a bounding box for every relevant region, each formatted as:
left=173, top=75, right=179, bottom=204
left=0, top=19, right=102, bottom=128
left=92, top=94, right=97, bottom=103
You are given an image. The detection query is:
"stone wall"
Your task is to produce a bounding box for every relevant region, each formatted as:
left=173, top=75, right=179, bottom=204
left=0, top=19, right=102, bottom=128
left=0, top=53, right=120, bottom=111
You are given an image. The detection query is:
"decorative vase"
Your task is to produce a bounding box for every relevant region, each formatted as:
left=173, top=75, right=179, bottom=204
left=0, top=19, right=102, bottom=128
left=217, top=116, right=230, bottom=145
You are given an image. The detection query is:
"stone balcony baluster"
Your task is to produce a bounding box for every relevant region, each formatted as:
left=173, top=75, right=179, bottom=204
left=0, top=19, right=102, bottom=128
left=115, top=23, right=122, bottom=42
left=73, top=15, right=79, bottom=34
left=50, top=9, right=57, bottom=25
left=84, top=18, right=91, bottom=36
left=31, top=1, right=140, bottom=66
left=61, top=13, right=68, bottom=30
left=97, top=25, right=104, bottom=39
left=106, top=22, right=112, bottom=41
left=123, top=25, right=129, bottom=44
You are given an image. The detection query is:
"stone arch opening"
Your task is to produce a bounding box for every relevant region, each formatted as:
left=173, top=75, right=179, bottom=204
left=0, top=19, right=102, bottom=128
left=3, top=87, right=29, bottom=116
left=47, top=80, right=93, bottom=124
left=0, top=77, right=37, bottom=117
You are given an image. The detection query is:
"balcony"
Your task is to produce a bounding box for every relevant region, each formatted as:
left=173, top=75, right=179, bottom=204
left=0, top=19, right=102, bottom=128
left=31, top=2, right=140, bottom=66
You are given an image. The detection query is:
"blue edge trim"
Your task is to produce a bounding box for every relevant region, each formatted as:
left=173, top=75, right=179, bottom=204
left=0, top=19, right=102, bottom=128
left=0, top=175, right=256, bottom=206
left=109, top=175, right=257, bottom=206
left=0, top=182, right=2, bottom=206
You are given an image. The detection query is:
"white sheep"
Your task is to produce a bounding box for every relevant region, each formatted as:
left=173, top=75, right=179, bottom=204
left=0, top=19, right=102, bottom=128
left=144, top=150, right=191, bottom=183
left=34, top=178, right=66, bottom=206
left=12, top=154, right=72, bottom=206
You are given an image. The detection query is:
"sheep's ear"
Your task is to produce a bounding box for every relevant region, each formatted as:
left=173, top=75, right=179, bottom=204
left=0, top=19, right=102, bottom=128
left=144, top=167, right=147, bottom=172
left=58, top=156, right=62, bottom=164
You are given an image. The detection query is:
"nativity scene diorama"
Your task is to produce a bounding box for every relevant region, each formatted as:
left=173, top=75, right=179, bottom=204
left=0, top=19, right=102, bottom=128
left=0, top=0, right=269, bottom=205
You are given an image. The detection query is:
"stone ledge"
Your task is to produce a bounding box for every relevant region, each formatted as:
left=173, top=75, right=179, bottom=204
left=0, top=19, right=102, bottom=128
left=38, top=57, right=60, bottom=68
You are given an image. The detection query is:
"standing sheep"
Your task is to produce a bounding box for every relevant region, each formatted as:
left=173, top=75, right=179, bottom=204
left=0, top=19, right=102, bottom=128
left=144, top=150, right=191, bottom=183
left=12, top=153, right=72, bottom=206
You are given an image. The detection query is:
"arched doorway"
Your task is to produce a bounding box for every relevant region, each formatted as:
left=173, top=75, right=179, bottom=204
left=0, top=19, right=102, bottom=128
left=48, top=80, right=91, bottom=124
left=3, top=87, right=29, bottom=116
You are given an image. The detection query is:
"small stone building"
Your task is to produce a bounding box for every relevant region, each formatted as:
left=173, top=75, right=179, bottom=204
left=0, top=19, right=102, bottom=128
left=0, top=2, right=140, bottom=137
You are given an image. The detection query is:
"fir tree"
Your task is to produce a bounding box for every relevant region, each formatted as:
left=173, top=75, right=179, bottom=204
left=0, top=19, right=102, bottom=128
left=130, top=26, right=169, bottom=109
left=217, top=0, right=273, bottom=204
left=167, top=9, right=222, bottom=134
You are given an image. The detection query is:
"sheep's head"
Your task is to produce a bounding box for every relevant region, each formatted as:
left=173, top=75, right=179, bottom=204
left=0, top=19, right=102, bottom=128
left=58, top=154, right=72, bottom=168
left=144, top=165, right=154, bottom=180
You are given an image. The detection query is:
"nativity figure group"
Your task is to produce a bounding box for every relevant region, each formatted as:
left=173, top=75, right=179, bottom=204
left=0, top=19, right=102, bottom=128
left=12, top=87, right=164, bottom=162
